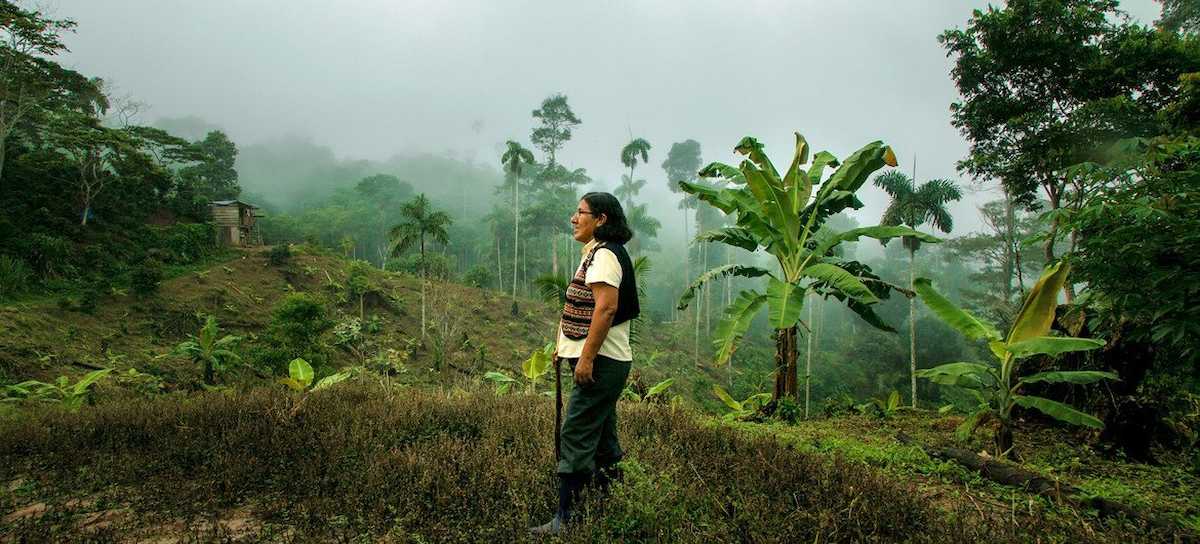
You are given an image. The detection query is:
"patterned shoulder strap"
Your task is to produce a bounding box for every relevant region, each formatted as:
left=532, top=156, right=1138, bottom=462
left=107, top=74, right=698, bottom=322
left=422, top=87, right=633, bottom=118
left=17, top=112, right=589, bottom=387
left=581, top=241, right=607, bottom=271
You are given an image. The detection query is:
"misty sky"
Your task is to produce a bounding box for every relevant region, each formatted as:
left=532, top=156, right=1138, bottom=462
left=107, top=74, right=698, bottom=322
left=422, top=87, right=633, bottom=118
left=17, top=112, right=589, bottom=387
left=51, top=0, right=1163, bottom=237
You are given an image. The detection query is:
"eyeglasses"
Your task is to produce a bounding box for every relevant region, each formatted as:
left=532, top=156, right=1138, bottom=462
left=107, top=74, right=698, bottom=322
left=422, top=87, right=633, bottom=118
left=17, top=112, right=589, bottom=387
left=572, top=209, right=596, bottom=218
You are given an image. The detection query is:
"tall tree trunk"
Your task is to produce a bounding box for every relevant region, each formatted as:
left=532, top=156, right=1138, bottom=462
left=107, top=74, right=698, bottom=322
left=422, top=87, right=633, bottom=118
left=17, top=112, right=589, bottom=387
left=420, top=236, right=427, bottom=341
left=0, top=137, right=6, bottom=190
left=1003, top=190, right=1016, bottom=301
left=909, top=244, right=917, bottom=408
left=805, top=293, right=813, bottom=419
left=552, top=234, right=558, bottom=277
left=773, top=326, right=799, bottom=401
left=512, top=176, right=520, bottom=310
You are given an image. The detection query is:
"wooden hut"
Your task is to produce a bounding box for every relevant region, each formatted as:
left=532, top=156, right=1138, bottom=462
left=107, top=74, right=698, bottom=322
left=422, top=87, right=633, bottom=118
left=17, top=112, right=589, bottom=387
left=209, top=200, right=263, bottom=246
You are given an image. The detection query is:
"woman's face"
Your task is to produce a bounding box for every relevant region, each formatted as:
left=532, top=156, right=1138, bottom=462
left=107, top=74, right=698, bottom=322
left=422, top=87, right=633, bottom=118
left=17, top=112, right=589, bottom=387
left=571, top=199, right=606, bottom=243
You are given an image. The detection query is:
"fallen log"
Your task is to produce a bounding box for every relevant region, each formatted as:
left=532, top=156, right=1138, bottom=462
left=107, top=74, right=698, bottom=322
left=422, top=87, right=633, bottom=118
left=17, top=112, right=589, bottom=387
left=895, top=432, right=1176, bottom=530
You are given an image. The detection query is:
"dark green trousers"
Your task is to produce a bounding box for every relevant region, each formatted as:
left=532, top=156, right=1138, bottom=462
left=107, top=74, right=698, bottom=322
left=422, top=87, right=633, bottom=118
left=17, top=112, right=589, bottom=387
left=557, top=355, right=631, bottom=475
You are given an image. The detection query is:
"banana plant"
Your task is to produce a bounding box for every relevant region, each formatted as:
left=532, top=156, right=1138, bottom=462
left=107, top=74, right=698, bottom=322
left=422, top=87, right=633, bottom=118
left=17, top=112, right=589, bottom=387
left=279, top=358, right=355, bottom=392
left=483, top=343, right=555, bottom=395
left=914, top=262, right=1115, bottom=457
left=712, top=385, right=772, bottom=421
left=175, top=315, right=241, bottom=386
left=621, top=378, right=676, bottom=403
left=679, top=132, right=936, bottom=401
left=1, top=368, right=111, bottom=412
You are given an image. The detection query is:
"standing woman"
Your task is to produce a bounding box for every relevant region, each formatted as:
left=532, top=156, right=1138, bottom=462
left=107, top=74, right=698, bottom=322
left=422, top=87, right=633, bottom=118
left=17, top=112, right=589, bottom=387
left=532, top=192, right=638, bottom=535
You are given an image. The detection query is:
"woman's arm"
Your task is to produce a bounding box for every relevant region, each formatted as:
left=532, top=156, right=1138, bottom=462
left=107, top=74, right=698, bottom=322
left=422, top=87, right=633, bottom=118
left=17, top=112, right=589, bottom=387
left=574, top=282, right=618, bottom=385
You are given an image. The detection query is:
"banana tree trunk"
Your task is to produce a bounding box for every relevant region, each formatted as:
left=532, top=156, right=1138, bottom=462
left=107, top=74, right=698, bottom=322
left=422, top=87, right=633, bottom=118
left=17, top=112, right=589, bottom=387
left=996, top=419, right=1014, bottom=458
left=909, top=245, right=917, bottom=409
left=773, top=326, right=798, bottom=401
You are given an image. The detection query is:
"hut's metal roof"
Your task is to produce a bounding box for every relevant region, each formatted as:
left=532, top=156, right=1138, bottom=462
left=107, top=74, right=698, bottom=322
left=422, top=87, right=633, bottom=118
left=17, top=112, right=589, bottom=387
left=211, top=200, right=259, bottom=208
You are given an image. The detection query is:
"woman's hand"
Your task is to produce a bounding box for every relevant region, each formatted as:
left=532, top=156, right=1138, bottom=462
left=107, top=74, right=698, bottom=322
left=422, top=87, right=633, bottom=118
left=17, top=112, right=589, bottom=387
left=574, top=357, right=595, bottom=386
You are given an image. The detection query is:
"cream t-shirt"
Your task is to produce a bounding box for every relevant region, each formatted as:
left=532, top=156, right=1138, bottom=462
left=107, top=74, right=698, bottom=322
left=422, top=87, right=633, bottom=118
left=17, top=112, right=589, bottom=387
left=556, top=239, right=633, bottom=362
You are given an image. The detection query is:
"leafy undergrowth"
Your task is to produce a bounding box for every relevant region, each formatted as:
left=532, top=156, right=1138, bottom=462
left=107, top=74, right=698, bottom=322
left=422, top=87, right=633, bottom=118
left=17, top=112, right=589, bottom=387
left=727, top=410, right=1200, bottom=535
left=0, top=382, right=1181, bottom=543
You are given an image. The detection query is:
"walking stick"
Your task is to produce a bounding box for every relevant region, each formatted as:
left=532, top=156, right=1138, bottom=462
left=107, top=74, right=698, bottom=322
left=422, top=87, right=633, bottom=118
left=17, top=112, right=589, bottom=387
left=554, top=356, right=562, bottom=463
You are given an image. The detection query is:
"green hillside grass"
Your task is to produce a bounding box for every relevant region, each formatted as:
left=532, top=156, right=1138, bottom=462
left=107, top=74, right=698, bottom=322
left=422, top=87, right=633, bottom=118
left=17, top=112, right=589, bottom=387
left=1, top=381, right=1179, bottom=543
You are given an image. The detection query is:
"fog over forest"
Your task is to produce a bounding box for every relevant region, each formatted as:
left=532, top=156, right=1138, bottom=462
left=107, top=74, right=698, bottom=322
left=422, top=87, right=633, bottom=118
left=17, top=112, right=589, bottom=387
left=51, top=0, right=1160, bottom=251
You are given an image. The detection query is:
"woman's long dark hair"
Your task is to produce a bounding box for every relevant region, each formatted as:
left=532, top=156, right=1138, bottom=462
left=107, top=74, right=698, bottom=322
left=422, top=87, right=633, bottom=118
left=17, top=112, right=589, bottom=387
left=581, top=192, right=633, bottom=244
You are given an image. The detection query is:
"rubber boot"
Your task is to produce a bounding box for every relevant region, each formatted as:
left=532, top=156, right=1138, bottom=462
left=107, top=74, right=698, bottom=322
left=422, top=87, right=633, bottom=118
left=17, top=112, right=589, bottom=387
left=530, top=472, right=590, bottom=536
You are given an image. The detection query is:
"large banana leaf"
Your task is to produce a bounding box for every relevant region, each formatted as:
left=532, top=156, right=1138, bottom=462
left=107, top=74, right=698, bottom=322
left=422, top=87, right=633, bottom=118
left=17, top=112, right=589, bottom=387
left=1019, top=370, right=1119, bottom=385
left=71, top=368, right=112, bottom=395
left=1013, top=394, right=1104, bottom=429
left=712, top=384, right=742, bottom=411
left=956, top=407, right=995, bottom=441
left=801, top=263, right=878, bottom=303
left=767, top=277, right=805, bottom=330
left=783, top=133, right=813, bottom=214
left=713, top=289, right=767, bottom=366
left=1007, top=262, right=1070, bottom=345
left=915, top=362, right=994, bottom=387
left=694, top=227, right=759, bottom=253
left=734, top=136, right=780, bottom=179
left=698, top=162, right=744, bottom=183
left=1006, top=336, right=1105, bottom=359
left=913, top=278, right=1001, bottom=342
left=815, top=141, right=896, bottom=204
left=811, top=225, right=940, bottom=260
left=289, top=358, right=314, bottom=388
left=740, top=161, right=799, bottom=246
left=678, top=264, right=772, bottom=311
left=646, top=378, right=675, bottom=398
left=807, top=151, right=840, bottom=185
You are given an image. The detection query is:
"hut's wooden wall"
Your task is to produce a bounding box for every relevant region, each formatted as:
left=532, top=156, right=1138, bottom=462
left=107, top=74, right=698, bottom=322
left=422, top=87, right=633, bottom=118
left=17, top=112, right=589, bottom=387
left=211, top=206, right=241, bottom=227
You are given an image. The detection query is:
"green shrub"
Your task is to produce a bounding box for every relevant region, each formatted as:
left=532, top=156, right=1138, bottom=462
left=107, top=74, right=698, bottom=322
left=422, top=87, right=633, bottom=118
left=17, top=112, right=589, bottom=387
left=461, top=265, right=492, bottom=289
left=251, top=293, right=332, bottom=374
left=130, top=259, right=163, bottom=297
left=21, top=233, right=73, bottom=279
left=0, top=255, right=33, bottom=299
left=269, top=244, right=291, bottom=266
left=160, top=223, right=215, bottom=264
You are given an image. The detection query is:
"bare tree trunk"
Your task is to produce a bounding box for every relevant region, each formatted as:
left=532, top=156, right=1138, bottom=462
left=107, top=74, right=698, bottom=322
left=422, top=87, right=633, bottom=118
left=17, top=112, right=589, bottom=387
left=421, top=237, right=427, bottom=341
left=1003, top=190, right=1016, bottom=301
left=513, top=176, right=519, bottom=308
left=552, top=234, right=558, bottom=277
left=805, top=293, right=813, bottom=419
left=909, top=245, right=917, bottom=408
left=773, top=326, right=799, bottom=401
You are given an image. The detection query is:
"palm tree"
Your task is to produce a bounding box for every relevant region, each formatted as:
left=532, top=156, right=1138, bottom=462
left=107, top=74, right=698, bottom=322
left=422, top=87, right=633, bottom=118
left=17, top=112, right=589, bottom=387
left=680, top=132, right=937, bottom=403
left=873, top=169, right=963, bottom=408
left=391, top=193, right=453, bottom=340
left=501, top=141, right=535, bottom=313
left=614, top=175, right=646, bottom=209
left=619, top=137, right=651, bottom=208
left=625, top=203, right=661, bottom=255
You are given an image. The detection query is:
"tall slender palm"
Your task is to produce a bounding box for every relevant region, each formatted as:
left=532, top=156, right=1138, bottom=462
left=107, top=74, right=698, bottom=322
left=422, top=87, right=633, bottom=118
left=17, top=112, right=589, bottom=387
left=391, top=193, right=453, bottom=340
left=614, top=175, right=646, bottom=209
left=873, top=169, right=963, bottom=408
left=501, top=141, right=535, bottom=312
left=619, top=138, right=651, bottom=208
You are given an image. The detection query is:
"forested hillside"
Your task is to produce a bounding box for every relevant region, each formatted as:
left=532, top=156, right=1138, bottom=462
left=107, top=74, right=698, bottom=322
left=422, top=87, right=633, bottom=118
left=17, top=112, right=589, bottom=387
left=2, top=0, right=1199, bottom=541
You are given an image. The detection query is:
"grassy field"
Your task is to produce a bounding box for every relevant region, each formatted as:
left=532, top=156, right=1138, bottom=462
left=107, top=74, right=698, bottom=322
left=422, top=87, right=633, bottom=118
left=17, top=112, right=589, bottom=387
left=0, top=381, right=1193, bottom=543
